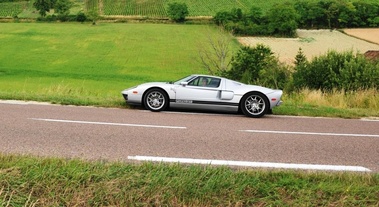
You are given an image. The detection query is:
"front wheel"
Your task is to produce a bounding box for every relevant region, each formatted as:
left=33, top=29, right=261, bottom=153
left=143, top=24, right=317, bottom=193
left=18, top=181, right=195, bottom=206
left=240, top=92, right=269, bottom=118
left=143, top=88, right=168, bottom=112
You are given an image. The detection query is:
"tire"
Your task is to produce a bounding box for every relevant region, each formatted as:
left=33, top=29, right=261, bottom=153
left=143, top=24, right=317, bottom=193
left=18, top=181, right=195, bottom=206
left=240, top=92, right=269, bottom=118
left=143, top=88, right=168, bottom=112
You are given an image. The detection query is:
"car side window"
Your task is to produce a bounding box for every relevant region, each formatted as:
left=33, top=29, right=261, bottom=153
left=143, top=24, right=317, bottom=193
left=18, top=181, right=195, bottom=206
left=188, top=77, right=207, bottom=86
left=208, top=78, right=221, bottom=88
left=188, top=77, right=220, bottom=87
left=188, top=77, right=200, bottom=86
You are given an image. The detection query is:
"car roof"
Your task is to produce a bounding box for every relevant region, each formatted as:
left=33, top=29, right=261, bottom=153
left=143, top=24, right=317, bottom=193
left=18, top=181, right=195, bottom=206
left=191, top=74, right=223, bottom=79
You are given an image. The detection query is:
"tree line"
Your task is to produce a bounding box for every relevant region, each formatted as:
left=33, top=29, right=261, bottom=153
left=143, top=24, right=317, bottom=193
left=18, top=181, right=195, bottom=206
left=28, top=0, right=379, bottom=34
left=214, top=0, right=379, bottom=37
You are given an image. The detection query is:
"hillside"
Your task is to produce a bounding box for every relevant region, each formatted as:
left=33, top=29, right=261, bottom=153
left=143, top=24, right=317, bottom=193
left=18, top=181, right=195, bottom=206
left=1, top=0, right=378, bottom=18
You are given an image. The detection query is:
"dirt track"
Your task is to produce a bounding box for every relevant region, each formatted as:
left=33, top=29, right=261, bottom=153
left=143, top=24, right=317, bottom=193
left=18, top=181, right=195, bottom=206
left=344, top=28, right=379, bottom=44
left=238, top=29, right=379, bottom=64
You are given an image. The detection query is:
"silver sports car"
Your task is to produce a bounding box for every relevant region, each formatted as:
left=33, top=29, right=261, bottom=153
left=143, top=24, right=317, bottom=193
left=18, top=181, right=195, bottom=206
left=121, top=74, right=283, bottom=118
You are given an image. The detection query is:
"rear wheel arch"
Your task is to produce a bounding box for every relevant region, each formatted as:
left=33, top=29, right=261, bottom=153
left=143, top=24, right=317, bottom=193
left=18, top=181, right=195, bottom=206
left=239, top=91, right=269, bottom=118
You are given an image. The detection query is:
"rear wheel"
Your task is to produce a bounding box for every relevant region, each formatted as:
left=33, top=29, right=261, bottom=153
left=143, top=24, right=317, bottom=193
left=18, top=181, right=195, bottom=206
left=143, top=88, right=168, bottom=112
left=240, top=92, right=269, bottom=118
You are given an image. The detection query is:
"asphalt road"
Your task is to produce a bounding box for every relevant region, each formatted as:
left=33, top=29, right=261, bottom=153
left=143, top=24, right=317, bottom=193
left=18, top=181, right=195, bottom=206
left=1, top=101, right=378, bottom=172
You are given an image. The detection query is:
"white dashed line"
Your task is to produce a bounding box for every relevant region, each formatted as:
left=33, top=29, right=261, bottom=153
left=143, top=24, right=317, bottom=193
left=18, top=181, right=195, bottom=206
left=360, top=117, right=379, bottom=122
left=128, top=156, right=371, bottom=172
left=240, top=130, right=379, bottom=138
left=29, top=118, right=186, bottom=129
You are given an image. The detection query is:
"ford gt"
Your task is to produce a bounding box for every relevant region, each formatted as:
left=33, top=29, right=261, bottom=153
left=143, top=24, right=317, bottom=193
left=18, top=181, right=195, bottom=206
left=121, top=74, right=283, bottom=118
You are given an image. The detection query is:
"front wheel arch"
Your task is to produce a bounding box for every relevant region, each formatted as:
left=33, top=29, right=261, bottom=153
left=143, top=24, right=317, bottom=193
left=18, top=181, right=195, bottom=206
left=239, top=91, right=269, bottom=118
left=142, top=87, right=169, bottom=112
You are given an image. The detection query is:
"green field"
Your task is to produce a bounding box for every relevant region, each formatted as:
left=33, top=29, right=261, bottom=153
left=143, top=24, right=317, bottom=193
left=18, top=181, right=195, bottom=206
left=101, top=0, right=257, bottom=17
left=1, top=0, right=378, bottom=18
left=0, top=23, right=238, bottom=106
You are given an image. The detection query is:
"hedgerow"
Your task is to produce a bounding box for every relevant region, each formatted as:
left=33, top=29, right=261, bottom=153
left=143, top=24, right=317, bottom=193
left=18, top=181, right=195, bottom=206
left=293, top=50, right=379, bottom=91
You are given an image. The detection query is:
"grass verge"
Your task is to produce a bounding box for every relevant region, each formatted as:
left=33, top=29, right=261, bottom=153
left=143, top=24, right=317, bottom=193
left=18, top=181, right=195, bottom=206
left=274, top=89, right=379, bottom=118
left=1, top=154, right=378, bottom=206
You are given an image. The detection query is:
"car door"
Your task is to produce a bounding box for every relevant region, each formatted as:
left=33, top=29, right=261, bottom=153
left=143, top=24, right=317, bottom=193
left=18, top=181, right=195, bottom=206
left=174, top=76, right=221, bottom=107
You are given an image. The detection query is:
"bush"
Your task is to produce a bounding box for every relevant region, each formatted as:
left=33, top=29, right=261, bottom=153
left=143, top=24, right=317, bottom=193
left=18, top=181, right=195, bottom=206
left=167, top=2, right=189, bottom=22
left=293, top=50, right=379, bottom=91
left=213, top=11, right=233, bottom=25
left=37, top=14, right=57, bottom=22
left=226, top=44, right=289, bottom=89
left=76, top=11, right=87, bottom=23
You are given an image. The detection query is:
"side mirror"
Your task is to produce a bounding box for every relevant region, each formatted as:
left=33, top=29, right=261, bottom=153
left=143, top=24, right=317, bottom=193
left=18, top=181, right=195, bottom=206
left=180, top=82, right=188, bottom=86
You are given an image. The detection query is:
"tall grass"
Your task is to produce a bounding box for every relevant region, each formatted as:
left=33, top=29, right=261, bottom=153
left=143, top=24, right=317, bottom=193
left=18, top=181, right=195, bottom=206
left=274, top=88, right=379, bottom=118
left=1, top=154, right=378, bottom=206
left=285, top=88, right=378, bottom=110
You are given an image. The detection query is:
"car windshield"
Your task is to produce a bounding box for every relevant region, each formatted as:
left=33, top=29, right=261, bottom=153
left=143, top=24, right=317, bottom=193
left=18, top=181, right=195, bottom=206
left=171, top=75, right=196, bottom=85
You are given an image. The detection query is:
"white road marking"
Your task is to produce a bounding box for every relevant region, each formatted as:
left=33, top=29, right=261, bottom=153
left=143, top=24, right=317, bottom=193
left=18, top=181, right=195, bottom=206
left=240, top=129, right=379, bottom=138
left=0, top=100, right=51, bottom=105
left=128, top=156, right=371, bottom=172
left=29, top=118, right=186, bottom=129
left=361, top=117, right=379, bottom=122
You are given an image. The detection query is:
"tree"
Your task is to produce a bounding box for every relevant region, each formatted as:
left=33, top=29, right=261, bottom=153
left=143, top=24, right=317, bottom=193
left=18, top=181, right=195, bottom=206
left=227, top=44, right=273, bottom=84
left=76, top=11, right=87, bottom=23
left=167, top=2, right=189, bottom=22
left=293, top=48, right=309, bottom=89
left=353, top=2, right=379, bottom=27
left=227, top=44, right=289, bottom=89
left=33, top=0, right=55, bottom=17
left=294, top=47, right=307, bottom=66
left=266, top=3, right=299, bottom=37
left=213, top=11, right=233, bottom=26
left=55, top=0, right=72, bottom=16
left=197, top=27, right=233, bottom=76
left=247, top=6, right=263, bottom=24
left=294, top=1, right=325, bottom=28
left=87, top=7, right=99, bottom=25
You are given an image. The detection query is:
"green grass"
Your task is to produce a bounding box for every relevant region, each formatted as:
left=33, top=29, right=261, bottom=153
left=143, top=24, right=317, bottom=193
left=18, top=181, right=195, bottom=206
left=1, top=154, right=378, bottom=206
left=0, top=23, right=235, bottom=106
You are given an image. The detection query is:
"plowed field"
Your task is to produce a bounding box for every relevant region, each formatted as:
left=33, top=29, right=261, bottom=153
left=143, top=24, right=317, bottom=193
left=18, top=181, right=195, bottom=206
left=238, top=29, right=379, bottom=64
